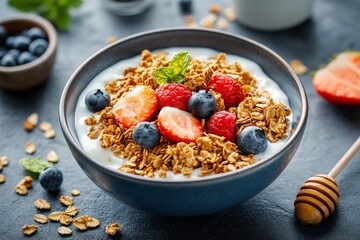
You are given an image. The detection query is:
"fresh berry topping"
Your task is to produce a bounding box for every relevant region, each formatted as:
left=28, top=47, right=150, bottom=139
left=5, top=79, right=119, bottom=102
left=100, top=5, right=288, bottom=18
left=5, top=36, right=15, bottom=48
left=18, top=51, right=36, bottom=65
left=313, top=51, right=360, bottom=105
left=112, top=85, right=157, bottom=128
left=208, top=74, right=246, bottom=108
left=25, top=27, right=47, bottom=40
left=132, top=122, right=160, bottom=148
left=188, top=90, right=217, bottom=119
left=85, top=89, right=111, bottom=113
left=13, top=35, right=31, bottom=51
left=237, top=126, right=267, bottom=155
left=39, top=167, right=63, bottom=191
left=158, top=107, right=203, bottom=143
left=156, top=83, right=192, bottom=111
left=29, top=39, right=48, bottom=57
left=0, top=54, right=17, bottom=67
left=206, top=111, right=236, bottom=142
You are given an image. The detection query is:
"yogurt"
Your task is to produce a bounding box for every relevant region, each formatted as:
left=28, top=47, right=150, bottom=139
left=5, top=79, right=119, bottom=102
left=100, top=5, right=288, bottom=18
left=75, top=47, right=292, bottom=179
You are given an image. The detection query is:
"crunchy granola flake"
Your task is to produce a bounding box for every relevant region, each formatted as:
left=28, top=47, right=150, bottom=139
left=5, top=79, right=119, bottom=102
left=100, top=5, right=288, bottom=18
left=64, top=206, right=79, bottom=217
left=59, top=195, right=73, bottom=206
left=48, top=212, right=64, bottom=222
left=105, top=223, right=121, bottom=236
left=22, top=224, right=38, bottom=235
left=25, top=142, right=36, bottom=154
left=58, top=226, right=72, bottom=236
left=46, top=150, right=59, bottom=163
left=0, top=174, right=5, bottom=183
left=34, top=214, right=48, bottom=224
left=71, top=189, right=80, bottom=196
left=34, top=198, right=51, bottom=210
left=0, top=155, right=9, bottom=166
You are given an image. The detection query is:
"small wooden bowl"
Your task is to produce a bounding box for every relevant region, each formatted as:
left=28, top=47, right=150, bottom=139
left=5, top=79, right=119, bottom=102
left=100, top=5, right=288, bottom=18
left=0, top=14, right=57, bottom=91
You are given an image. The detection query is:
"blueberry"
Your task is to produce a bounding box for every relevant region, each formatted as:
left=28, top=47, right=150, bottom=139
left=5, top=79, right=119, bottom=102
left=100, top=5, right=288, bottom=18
left=237, top=126, right=268, bottom=155
left=7, top=49, right=21, bottom=59
left=187, top=90, right=217, bottom=119
left=85, top=89, right=111, bottom=113
left=13, top=35, right=31, bottom=51
left=39, top=167, right=63, bottom=191
left=179, top=0, right=192, bottom=14
left=132, top=122, right=160, bottom=148
left=0, top=25, right=7, bottom=44
left=0, top=48, right=6, bottom=60
left=18, top=51, right=36, bottom=65
left=29, top=39, right=48, bottom=57
left=5, top=36, right=15, bottom=48
left=25, top=27, right=47, bottom=40
left=0, top=54, right=17, bottom=67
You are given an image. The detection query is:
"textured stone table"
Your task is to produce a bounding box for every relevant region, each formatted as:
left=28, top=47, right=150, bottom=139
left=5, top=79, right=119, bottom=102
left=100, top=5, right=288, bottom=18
left=1, top=0, right=360, bottom=239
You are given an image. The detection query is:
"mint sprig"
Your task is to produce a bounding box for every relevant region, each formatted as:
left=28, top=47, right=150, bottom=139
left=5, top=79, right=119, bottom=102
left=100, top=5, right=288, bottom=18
left=155, top=51, right=190, bottom=84
left=20, top=157, right=53, bottom=174
left=9, top=0, right=83, bottom=30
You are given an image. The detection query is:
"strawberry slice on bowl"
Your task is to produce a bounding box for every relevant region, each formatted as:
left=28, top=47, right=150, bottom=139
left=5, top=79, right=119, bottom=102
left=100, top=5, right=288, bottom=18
left=313, top=51, right=360, bottom=106
left=112, top=85, right=157, bottom=128
left=158, top=107, right=204, bottom=143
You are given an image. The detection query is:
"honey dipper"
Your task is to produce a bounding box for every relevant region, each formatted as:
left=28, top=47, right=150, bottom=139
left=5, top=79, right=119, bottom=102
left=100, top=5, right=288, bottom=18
left=294, top=136, right=360, bottom=225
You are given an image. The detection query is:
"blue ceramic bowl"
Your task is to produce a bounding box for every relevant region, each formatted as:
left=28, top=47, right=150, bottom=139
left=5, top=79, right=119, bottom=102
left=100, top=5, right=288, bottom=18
left=59, top=28, right=308, bottom=216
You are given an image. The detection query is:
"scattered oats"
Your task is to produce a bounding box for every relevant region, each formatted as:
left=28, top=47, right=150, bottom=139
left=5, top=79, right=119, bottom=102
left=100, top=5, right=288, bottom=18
left=209, top=3, right=221, bottom=14
left=107, top=36, right=119, bottom=45
left=71, top=189, right=80, bottom=196
left=223, top=7, right=237, bottom=21
left=25, top=142, right=36, bottom=154
left=65, top=206, right=79, bottom=216
left=186, top=22, right=198, bottom=28
left=200, top=14, right=217, bottom=28
left=105, top=223, right=121, bottom=236
left=60, top=195, right=73, bottom=206
left=217, top=17, right=228, bottom=29
left=15, top=184, right=28, bottom=195
left=44, top=129, right=56, bottom=139
left=73, top=216, right=88, bottom=230
left=0, top=174, right=5, bottom=183
left=23, top=120, right=35, bottom=131
left=27, top=113, right=39, bottom=126
left=34, top=214, right=48, bottom=224
left=86, top=216, right=100, bottom=228
left=48, top=212, right=64, bottom=222
left=0, top=155, right=9, bottom=166
left=20, top=176, right=33, bottom=189
left=34, top=198, right=51, bottom=210
left=46, top=150, right=59, bottom=163
left=59, top=214, right=73, bottom=226
left=290, top=59, right=308, bottom=75
left=39, top=121, right=52, bottom=132
left=58, top=226, right=72, bottom=236
left=22, top=224, right=38, bottom=236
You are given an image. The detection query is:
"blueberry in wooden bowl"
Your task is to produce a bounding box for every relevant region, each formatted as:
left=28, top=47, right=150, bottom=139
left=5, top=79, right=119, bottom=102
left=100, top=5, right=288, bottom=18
left=0, top=14, right=57, bottom=91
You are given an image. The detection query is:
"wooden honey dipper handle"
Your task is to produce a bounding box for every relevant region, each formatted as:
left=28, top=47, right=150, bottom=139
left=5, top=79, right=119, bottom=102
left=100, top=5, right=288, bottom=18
left=328, top=136, right=360, bottom=178
left=295, top=136, right=360, bottom=225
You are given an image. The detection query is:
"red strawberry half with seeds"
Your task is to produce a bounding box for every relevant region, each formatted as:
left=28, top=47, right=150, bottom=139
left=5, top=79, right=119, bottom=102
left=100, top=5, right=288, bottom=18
left=112, top=85, right=157, bottom=128
left=157, top=107, right=204, bottom=143
left=208, top=74, right=246, bottom=108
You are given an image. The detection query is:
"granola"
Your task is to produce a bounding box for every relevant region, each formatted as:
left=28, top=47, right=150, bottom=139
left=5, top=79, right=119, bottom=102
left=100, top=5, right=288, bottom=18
left=84, top=50, right=291, bottom=178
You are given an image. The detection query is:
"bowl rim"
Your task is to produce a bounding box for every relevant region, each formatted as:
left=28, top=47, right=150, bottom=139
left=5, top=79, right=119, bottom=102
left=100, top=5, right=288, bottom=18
left=59, top=27, right=308, bottom=184
left=0, top=14, right=57, bottom=72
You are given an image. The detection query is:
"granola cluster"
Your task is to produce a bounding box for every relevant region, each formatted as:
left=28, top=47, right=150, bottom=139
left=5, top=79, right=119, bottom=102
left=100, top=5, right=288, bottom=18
left=85, top=50, right=291, bottom=178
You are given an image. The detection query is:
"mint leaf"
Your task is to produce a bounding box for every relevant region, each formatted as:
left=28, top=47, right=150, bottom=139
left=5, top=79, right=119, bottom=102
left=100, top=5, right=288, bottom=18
left=8, top=0, right=83, bottom=31
left=20, top=157, right=53, bottom=174
left=155, top=52, right=190, bottom=84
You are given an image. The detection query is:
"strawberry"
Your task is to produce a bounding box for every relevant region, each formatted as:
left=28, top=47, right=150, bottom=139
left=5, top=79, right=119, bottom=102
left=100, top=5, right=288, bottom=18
left=112, top=85, right=157, bottom=128
left=156, top=83, right=192, bottom=111
left=313, top=51, right=360, bottom=106
left=208, top=74, right=246, bottom=108
left=157, top=107, right=204, bottom=143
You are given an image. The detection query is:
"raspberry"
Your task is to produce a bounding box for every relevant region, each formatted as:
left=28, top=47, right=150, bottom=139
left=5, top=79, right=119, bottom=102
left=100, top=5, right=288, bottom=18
left=156, top=83, right=192, bottom=111
left=208, top=74, right=245, bottom=108
left=206, top=111, right=236, bottom=142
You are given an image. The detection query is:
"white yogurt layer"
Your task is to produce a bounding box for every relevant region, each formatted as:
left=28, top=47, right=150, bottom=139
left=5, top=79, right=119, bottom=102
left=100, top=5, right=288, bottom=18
left=75, top=47, right=292, bottom=180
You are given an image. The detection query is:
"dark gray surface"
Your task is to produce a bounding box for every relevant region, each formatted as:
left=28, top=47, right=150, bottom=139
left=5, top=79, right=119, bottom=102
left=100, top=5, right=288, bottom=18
left=0, top=0, right=359, bottom=239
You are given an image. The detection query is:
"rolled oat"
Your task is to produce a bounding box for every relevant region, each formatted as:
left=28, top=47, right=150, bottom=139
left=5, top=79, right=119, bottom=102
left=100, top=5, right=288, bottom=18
left=34, top=214, right=48, bottom=224
left=58, top=226, right=72, bottom=236
left=64, top=206, right=78, bottom=216
left=46, top=150, right=59, bottom=163
left=71, top=189, right=80, bottom=196
left=22, top=224, right=38, bottom=235
left=59, top=195, right=73, bottom=206
left=25, top=142, right=36, bottom=154
left=105, top=223, right=121, bottom=236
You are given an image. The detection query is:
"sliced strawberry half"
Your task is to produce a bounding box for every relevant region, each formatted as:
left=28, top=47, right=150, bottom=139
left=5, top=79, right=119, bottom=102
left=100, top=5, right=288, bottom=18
left=112, top=85, right=157, bottom=128
left=313, top=51, right=360, bottom=105
left=157, top=107, right=204, bottom=143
